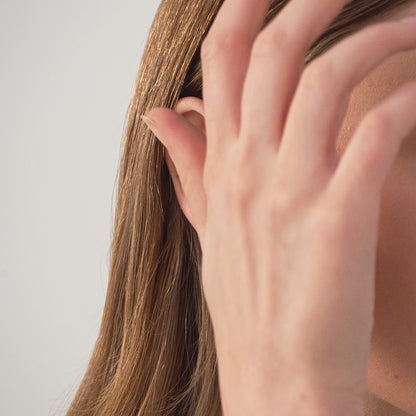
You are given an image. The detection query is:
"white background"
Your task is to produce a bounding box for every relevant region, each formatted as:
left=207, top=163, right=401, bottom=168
left=0, top=1, right=160, bottom=414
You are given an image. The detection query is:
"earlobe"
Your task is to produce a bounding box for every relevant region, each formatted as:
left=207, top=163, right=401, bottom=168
left=174, top=96, right=206, bottom=136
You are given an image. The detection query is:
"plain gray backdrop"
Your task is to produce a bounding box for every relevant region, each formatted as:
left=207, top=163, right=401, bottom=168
left=0, top=1, right=160, bottom=414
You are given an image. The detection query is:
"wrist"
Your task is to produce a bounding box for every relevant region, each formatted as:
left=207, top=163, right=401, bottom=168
left=217, top=363, right=364, bottom=416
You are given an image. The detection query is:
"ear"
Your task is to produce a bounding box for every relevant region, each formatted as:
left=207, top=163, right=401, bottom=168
left=174, top=96, right=206, bottom=135
left=143, top=96, right=207, bottom=235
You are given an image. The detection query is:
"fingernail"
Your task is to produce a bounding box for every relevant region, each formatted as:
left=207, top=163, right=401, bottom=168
left=141, top=114, right=161, bottom=138
left=399, top=15, right=416, bottom=24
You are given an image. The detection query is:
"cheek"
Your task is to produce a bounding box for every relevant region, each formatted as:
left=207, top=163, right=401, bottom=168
left=376, top=156, right=416, bottom=320
left=366, top=155, right=416, bottom=413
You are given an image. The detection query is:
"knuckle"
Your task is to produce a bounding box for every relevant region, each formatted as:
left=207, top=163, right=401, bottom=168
left=363, top=20, right=394, bottom=42
left=269, top=174, right=298, bottom=213
left=226, top=175, right=252, bottom=210
left=251, top=26, right=290, bottom=59
left=224, top=154, right=257, bottom=211
left=361, top=109, right=394, bottom=138
left=201, top=29, right=246, bottom=64
left=301, top=58, right=336, bottom=91
left=296, top=58, right=343, bottom=109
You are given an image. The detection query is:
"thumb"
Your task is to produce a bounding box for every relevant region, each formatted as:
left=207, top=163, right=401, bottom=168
left=142, top=108, right=207, bottom=236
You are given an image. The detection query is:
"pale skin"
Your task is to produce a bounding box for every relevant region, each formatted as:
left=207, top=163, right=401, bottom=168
left=142, top=0, right=416, bottom=415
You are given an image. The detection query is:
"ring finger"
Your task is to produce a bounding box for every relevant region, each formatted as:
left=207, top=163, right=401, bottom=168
left=278, top=17, right=416, bottom=190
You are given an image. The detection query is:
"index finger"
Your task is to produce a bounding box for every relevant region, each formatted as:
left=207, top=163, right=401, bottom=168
left=201, top=0, right=271, bottom=149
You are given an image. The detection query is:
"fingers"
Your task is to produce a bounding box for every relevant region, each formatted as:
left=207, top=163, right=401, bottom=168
left=278, top=17, right=416, bottom=190
left=142, top=108, right=207, bottom=235
left=201, top=0, right=271, bottom=155
left=239, top=0, right=354, bottom=150
left=330, top=80, right=416, bottom=207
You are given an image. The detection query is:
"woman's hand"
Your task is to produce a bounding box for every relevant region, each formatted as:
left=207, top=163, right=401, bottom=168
left=143, top=0, right=416, bottom=414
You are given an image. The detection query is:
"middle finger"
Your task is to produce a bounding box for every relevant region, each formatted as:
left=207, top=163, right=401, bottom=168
left=240, top=0, right=353, bottom=150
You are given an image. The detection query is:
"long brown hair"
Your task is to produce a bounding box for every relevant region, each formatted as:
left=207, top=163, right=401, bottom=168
left=65, top=1, right=413, bottom=415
